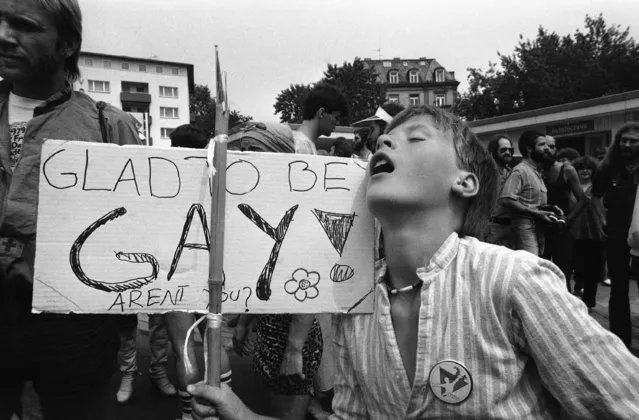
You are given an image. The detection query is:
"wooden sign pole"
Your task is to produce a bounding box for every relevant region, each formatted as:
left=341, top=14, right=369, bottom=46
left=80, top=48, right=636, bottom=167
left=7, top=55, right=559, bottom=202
left=206, top=130, right=227, bottom=388
left=207, top=42, right=229, bottom=386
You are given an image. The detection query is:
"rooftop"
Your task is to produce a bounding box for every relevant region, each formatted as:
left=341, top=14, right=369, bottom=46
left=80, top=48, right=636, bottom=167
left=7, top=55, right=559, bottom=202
left=80, top=51, right=195, bottom=94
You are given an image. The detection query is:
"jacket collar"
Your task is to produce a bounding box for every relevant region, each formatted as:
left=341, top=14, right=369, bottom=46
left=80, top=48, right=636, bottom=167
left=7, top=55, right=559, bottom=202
left=0, top=80, right=72, bottom=115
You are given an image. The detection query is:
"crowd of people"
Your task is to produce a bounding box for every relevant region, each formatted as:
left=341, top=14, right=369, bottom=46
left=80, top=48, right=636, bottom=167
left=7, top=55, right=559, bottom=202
left=486, top=129, right=638, bottom=348
left=1, top=1, right=639, bottom=420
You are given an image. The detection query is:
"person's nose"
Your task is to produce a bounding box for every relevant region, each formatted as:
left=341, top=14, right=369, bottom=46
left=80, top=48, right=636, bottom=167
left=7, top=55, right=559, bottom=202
left=0, top=20, right=17, bottom=46
left=375, top=134, right=394, bottom=151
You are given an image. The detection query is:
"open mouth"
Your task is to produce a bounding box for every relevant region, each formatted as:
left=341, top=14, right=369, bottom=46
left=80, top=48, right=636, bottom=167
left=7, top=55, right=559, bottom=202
left=370, top=153, right=395, bottom=175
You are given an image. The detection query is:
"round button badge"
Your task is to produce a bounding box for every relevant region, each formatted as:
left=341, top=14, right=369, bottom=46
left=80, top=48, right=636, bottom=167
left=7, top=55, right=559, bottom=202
left=428, top=360, right=473, bottom=405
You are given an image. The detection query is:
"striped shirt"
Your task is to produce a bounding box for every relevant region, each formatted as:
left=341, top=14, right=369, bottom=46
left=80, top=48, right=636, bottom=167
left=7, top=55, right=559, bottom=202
left=331, top=233, right=639, bottom=419
left=501, top=159, right=547, bottom=214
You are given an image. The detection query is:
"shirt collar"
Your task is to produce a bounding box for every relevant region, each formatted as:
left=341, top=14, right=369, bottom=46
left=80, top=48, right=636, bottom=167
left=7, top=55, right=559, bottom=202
left=375, top=232, right=461, bottom=285
left=521, top=158, right=541, bottom=172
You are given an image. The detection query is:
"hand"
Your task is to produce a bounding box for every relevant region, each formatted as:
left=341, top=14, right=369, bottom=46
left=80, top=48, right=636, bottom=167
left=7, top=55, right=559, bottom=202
left=534, top=209, right=556, bottom=223
left=279, top=347, right=305, bottom=380
left=188, top=382, right=251, bottom=420
left=232, top=323, right=251, bottom=357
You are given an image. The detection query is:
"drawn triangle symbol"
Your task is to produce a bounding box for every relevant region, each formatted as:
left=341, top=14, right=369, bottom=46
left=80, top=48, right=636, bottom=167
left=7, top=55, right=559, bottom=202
left=311, top=209, right=356, bottom=256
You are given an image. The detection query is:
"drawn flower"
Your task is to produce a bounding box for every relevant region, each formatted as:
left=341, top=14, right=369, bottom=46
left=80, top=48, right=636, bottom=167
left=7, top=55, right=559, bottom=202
left=285, top=268, right=320, bottom=302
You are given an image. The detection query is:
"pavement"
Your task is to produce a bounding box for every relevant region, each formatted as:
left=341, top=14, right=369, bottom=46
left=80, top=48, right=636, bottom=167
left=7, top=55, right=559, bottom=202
left=15, top=280, right=639, bottom=420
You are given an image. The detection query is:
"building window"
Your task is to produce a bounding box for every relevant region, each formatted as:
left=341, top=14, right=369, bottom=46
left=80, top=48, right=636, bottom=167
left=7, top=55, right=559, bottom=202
left=435, top=95, right=446, bottom=107
left=139, top=64, right=147, bottom=72
left=122, top=62, right=130, bottom=70
left=103, top=60, right=111, bottom=69
left=172, top=67, right=179, bottom=75
left=382, top=61, right=391, bottom=68
left=435, top=69, right=445, bottom=82
left=161, top=128, right=174, bottom=139
left=389, top=71, right=399, bottom=84
left=160, top=107, right=179, bottom=119
left=88, top=80, right=110, bottom=93
left=159, top=86, right=178, bottom=98
left=409, top=70, right=419, bottom=83
left=84, top=57, right=93, bottom=66
left=156, top=66, right=163, bottom=74
left=409, top=94, right=420, bottom=105
left=387, top=94, right=399, bottom=104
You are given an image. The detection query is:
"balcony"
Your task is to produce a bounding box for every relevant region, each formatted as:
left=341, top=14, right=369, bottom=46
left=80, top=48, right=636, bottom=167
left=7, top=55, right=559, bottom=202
left=120, top=91, right=151, bottom=103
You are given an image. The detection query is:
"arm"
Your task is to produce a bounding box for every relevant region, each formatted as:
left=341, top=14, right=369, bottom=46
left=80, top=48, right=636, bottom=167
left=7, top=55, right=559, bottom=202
left=232, top=314, right=255, bottom=357
left=498, top=170, right=555, bottom=222
left=510, top=259, right=639, bottom=417
left=330, top=315, right=369, bottom=419
left=106, top=108, right=142, bottom=146
left=279, top=314, right=316, bottom=377
left=563, top=165, right=588, bottom=226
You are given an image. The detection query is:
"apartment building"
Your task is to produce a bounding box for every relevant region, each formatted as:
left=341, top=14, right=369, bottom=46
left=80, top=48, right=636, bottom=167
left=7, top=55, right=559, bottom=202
left=363, top=57, right=459, bottom=109
left=76, top=52, right=194, bottom=147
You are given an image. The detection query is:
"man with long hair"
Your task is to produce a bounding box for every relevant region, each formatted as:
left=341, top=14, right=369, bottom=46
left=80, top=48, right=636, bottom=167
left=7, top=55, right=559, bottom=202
left=0, top=1, right=140, bottom=418
left=592, top=122, right=639, bottom=347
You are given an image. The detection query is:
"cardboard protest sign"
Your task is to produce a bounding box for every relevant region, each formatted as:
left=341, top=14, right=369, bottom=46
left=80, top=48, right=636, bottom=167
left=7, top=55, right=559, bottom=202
left=33, top=140, right=375, bottom=314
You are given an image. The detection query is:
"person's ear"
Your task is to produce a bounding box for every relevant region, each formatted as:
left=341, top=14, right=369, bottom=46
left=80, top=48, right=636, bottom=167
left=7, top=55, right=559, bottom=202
left=451, top=171, right=479, bottom=198
left=61, top=40, right=79, bottom=60
left=316, top=107, right=326, bottom=120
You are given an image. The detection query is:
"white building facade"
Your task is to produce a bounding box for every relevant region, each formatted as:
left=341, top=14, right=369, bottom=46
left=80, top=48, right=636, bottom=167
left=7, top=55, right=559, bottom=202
left=76, top=52, right=194, bottom=147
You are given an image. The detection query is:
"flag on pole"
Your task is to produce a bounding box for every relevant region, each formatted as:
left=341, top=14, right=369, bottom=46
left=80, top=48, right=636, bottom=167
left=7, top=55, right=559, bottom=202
left=214, top=45, right=229, bottom=135
left=215, top=46, right=225, bottom=108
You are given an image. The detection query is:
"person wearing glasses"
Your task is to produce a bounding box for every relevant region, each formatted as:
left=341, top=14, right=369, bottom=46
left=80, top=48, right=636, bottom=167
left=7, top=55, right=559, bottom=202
left=486, top=134, right=515, bottom=247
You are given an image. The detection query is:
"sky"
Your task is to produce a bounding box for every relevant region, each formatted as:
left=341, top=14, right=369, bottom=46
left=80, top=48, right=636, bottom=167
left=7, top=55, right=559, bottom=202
left=80, top=0, right=638, bottom=122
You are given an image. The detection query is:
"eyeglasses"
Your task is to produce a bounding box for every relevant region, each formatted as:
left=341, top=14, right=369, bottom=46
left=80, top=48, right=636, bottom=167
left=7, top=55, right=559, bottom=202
left=498, top=147, right=514, bottom=154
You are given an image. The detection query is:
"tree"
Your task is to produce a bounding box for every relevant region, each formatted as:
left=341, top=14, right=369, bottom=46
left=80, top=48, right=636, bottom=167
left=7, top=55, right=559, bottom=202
left=229, top=109, right=253, bottom=129
left=273, top=83, right=312, bottom=124
left=455, top=15, right=639, bottom=120
left=190, top=84, right=252, bottom=136
left=190, top=84, right=217, bottom=137
left=273, top=58, right=386, bottom=125
left=321, top=58, right=386, bottom=125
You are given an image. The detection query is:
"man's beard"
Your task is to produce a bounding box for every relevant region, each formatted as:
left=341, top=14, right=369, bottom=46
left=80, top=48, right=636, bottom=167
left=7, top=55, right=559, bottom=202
left=531, top=149, right=552, bottom=164
left=27, top=50, right=66, bottom=85
left=498, top=155, right=512, bottom=166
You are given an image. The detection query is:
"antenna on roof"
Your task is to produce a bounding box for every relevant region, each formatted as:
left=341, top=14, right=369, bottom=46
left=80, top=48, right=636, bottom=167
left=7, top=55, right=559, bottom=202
left=376, top=34, right=382, bottom=59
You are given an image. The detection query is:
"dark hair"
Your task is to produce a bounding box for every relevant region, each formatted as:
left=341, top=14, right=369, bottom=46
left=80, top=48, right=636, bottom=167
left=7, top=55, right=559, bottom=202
left=353, top=127, right=370, bottom=153
left=518, top=130, right=545, bottom=157
left=331, top=137, right=352, bottom=158
left=557, top=147, right=580, bottom=162
left=170, top=124, right=208, bottom=149
left=602, top=122, right=639, bottom=172
left=302, top=84, right=349, bottom=121
left=39, top=0, right=83, bottom=83
left=572, top=156, right=599, bottom=174
left=386, top=105, right=499, bottom=240
left=487, top=134, right=511, bottom=160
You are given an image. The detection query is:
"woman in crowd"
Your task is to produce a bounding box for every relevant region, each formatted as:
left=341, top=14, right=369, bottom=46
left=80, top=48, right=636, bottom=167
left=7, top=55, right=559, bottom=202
left=570, top=156, right=607, bottom=311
